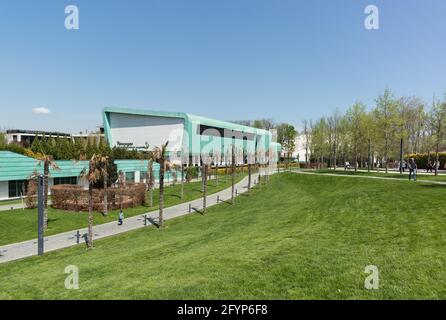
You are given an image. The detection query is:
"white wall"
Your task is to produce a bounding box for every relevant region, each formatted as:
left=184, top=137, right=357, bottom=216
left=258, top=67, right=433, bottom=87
left=0, top=181, right=8, bottom=200
left=109, top=113, right=185, bottom=152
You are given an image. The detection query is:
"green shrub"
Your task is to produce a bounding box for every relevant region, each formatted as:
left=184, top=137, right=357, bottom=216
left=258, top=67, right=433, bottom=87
left=405, top=152, right=446, bottom=169
left=185, top=166, right=199, bottom=182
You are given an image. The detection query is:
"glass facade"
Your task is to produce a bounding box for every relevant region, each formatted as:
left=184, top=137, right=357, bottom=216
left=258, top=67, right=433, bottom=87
left=8, top=180, right=28, bottom=198
left=125, top=172, right=135, bottom=183
left=53, top=176, right=77, bottom=185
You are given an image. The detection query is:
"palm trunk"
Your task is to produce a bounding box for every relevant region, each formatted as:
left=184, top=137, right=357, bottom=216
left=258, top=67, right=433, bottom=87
left=149, top=161, right=153, bottom=207
left=87, top=161, right=94, bottom=249
left=215, top=164, right=219, bottom=186
left=159, top=162, right=165, bottom=227
left=181, top=164, right=184, bottom=199
left=203, top=164, right=207, bottom=213
left=248, top=163, right=252, bottom=191
left=103, top=171, right=108, bottom=216
left=201, top=164, right=205, bottom=192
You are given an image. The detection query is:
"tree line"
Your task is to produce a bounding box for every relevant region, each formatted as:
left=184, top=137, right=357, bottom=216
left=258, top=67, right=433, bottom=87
left=0, top=134, right=146, bottom=160
left=301, top=89, right=446, bottom=175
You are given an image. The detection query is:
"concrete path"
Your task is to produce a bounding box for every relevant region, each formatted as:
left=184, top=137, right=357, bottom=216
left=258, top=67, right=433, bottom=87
left=0, top=202, right=27, bottom=212
left=294, top=170, right=446, bottom=185
left=0, top=172, right=263, bottom=264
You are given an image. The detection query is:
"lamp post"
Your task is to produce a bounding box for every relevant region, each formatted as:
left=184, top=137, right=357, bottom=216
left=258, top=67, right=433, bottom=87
left=37, top=174, right=44, bottom=256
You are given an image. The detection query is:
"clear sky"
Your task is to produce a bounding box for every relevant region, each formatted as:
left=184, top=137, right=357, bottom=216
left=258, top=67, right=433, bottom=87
left=0, top=0, right=445, bottom=133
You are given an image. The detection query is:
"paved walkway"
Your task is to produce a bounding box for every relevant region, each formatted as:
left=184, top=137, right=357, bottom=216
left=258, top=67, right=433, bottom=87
left=0, top=202, right=27, bottom=212
left=0, top=172, right=263, bottom=264
left=294, top=170, right=446, bottom=185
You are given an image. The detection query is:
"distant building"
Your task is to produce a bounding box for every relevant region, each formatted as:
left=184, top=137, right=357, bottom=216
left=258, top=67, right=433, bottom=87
left=278, top=134, right=310, bottom=163
left=5, top=129, right=104, bottom=147
left=6, top=130, right=71, bottom=146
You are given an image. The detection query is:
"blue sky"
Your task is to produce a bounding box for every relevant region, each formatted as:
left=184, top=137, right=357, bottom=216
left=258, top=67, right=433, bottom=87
left=0, top=0, right=445, bottom=133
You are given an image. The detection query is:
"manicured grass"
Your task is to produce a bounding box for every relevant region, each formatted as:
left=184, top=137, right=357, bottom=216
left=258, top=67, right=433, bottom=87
left=0, top=173, right=246, bottom=246
left=308, top=169, right=446, bottom=182
left=1, top=172, right=445, bottom=299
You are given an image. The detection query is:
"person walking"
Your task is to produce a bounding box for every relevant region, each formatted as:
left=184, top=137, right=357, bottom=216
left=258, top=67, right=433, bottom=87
left=118, top=210, right=124, bottom=226
left=427, top=161, right=433, bottom=173
left=408, top=158, right=417, bottom=181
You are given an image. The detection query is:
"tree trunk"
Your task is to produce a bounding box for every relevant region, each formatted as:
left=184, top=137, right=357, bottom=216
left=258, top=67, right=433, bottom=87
left=203, top=164, right=207, bottom=213
left=399, top=138, right=404, bottom=174
left=368, top=140, right=372, bottom=173
left=181, top=164, right=184, bottom=199
left=435, top=145, right=440, bottom=176
left=201, top=164, right=205, bottom=192
left=87, top=160, right=94, bottom=249
left=216, top=164, right=219, bottom=186
left=103, top=171, right=108, bottom=216
left=248, top=163, right=252, bottom=191
left=159, top=161, right=165, bottom=227
left=149, top=161, right=153, bottom=207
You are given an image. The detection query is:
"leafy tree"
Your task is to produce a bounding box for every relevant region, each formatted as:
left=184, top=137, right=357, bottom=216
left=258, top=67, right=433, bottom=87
left=429, top=96, right=446, bottom=175
left=277, top=123, right=297, bottom=165
left=374, top=89, right=399, bottom=173
left=346, top=102, right=367, bottom=171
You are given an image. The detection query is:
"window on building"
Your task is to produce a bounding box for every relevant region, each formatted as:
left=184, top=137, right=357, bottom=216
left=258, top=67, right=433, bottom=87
left=125, top=172, right=135, bottom=183
left=140, top=171, right=148, bottom=180
left=197, top=125, right=255, bottom=141
left=8, top=180, right=28, bottom=198
left=53, top=177, right=77, bottom=185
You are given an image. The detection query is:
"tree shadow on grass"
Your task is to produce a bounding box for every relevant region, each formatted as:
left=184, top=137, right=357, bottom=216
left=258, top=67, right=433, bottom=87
left=417, top=183, right=446, bottom=189
left=147, top=217, right=160, bottom=228
left=191, top=207, right=205, bottom=215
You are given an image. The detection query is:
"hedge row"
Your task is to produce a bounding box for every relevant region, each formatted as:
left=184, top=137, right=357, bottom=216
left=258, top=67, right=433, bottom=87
left=50, top=183, right=146, bottom=212
left=405, top=152, right=446, bottom=169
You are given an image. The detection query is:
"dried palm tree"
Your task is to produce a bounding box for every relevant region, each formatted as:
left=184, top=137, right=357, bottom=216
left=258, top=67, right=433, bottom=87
left=98, top=155, right=110, bottom=216
left=37, top=154, right=60, bottom=230
left=151, top=142, right=170, bottom=228
left=80, top=154, right=106, bottom=249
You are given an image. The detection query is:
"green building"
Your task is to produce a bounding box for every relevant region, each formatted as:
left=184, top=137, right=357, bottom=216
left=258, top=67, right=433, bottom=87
left=0, top=151, right=161, bottom=201
left=103, top=107, right=281, bottom=165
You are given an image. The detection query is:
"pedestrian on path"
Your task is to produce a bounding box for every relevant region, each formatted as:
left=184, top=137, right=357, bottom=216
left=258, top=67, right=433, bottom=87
left=118, top=210, right=124, bottom=226
left=427, top=161, right=433, bottom=173
left=408, top=158, right=417, bottom=181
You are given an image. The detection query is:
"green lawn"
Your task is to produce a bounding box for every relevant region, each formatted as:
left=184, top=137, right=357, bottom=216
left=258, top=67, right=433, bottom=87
left=0, top=173, right=246, bottom=246
left=306, top=168, right=446, bottom=182
left=1, top=172, right=445, bottom=299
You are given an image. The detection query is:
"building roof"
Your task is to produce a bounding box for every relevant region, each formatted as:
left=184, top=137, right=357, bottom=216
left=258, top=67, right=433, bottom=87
left=0, top=151, right=154, bottom=182
left=103, top=107, right=272, bottom=137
